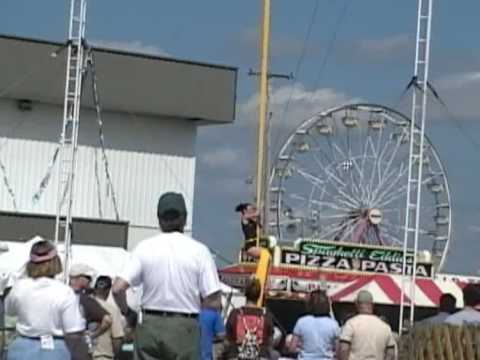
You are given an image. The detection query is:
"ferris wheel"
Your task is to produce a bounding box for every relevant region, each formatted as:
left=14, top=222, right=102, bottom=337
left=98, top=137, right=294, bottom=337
left=268, top=103, right=451, bottom=270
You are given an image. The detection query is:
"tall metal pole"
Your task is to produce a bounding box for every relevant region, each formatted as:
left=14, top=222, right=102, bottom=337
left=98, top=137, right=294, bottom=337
left=255, top=0, right=271, bottom=246
left=248, top=69, right=292, bottom=238
left=263, top=84, right=272, bottom=231
left=399, top=0, right=434, bottom=331
left=409, top=0, right=434, bottom=325
left=55, top=0, right=88, bottom=282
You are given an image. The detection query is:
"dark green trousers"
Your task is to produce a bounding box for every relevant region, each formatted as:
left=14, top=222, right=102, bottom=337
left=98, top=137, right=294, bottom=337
left=134, top=313, right=199, bottom=360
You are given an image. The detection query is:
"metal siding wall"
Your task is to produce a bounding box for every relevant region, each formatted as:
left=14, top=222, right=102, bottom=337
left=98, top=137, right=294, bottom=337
left=0, top=99, right=196, bottom=229
left=0, top=138, right=195, bottom=228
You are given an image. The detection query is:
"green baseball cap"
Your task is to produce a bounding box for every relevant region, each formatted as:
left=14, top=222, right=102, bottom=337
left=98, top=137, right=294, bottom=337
left=157, top=192, right=187, bottom=219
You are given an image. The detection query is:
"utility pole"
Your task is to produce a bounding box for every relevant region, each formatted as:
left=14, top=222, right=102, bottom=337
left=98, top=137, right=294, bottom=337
left=255, top=0, right=272, bottom=248
left=249, top=69, right=293, bottom=229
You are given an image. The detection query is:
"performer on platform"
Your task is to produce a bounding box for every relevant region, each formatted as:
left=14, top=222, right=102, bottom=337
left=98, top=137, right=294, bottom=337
left=235, top=203, right=260, bottom=241
left=235, top=203, right=275, bottom=258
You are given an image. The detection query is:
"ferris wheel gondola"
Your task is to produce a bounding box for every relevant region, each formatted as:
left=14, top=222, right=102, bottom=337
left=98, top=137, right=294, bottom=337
left=268, top=103, right=451, bottom=270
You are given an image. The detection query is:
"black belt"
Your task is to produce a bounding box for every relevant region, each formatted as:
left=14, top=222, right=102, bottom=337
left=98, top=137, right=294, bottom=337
left=19, top=334, right=64, bottom=340
left=143, top=309, right=198, bottom=319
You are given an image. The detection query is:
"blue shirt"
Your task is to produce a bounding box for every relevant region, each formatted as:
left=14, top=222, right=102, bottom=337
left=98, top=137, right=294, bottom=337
left=293, top=315, right=340, bottom=360
left=200, top=309, right=226, bottom=360
left=421, top=312, right=450, bottom=325
left=445, top=308, right=480, bottom=325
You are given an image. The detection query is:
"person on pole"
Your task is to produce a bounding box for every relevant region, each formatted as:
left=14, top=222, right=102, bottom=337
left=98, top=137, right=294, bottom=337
left=112, top=192, right=221, bottom=360
left=235, top=203, right=274, bottom=258
left=236, top=203, right=261, bottom=241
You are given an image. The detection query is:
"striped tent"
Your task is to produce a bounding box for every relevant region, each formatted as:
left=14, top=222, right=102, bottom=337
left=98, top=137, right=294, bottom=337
left=329, top=273, right=471, bottom=308
left=219, top=263, right=479, bottom=308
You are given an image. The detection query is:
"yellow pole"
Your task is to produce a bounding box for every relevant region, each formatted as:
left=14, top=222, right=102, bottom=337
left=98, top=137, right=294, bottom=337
left=255, top=248, right=271, bottom=307
left=255, top=0, right=271, bottom=248
left=254, top=0, right=272, bottom=308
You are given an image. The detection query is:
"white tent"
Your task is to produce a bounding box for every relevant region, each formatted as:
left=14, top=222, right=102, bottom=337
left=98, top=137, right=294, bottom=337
left=1, top=240, right=130, bottom=273
left=0, top=237, right=131, bottom=289
left=0, top=238, right=236, bottom=312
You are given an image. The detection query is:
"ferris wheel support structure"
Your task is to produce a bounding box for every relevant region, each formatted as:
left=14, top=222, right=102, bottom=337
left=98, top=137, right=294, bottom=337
left=54, top=0, right=88, bottom=282
left=399, top=0, right=434, bottom=330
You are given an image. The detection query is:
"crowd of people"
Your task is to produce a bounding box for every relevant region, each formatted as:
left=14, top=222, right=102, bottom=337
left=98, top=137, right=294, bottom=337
left=218, top=283, right=397, bottom=360
left=422, top=283, right=480, bottom=326
left=3, top=242, right=130, bottom=360
left=1, top=192, right=222, bottom=360
left=214, top=278, right=480, bottom=360
left=1, top=192, right=480, bottom=360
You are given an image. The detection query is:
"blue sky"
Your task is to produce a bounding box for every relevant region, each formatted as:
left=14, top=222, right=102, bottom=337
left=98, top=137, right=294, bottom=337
left=2, top=1, right=480, bottom=274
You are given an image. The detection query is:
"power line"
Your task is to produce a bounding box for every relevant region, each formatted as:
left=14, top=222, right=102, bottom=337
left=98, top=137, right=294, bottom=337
left=426, top=82, right=480, bottom=151
left=209, top=247, right=235, bottom=266
left=309, top=0, right=353, bottom=97
left=396, top=77, right=480, bottom=152
left=272, top=0, right=321, bottom=155
left=276, top=0, right=321, bottom=126
left=272, top=0, right=353, bottom=157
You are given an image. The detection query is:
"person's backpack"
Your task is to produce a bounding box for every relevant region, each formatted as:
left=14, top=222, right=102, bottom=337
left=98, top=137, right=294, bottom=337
left=235, top=307, right=266, bottom=360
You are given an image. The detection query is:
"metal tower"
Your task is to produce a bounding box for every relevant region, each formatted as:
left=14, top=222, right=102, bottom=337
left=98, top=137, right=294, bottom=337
left=54, top=0, right=88, bottom=280
left=399, top=0, right=434, bottom=329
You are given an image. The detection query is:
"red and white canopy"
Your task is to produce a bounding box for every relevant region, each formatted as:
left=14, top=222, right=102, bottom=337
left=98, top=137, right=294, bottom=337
left=219, top=263, right=477, bottom=308
left=328, top=274, right=468, bottom=307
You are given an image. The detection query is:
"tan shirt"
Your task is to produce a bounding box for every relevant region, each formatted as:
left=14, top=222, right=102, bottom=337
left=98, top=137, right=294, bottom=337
left=93, top=296, right=125, bottom=358
left=339, top=314, right=395, bottom=360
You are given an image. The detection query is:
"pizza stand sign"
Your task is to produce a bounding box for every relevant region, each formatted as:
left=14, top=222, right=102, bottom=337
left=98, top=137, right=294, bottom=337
left=280, top=240, right=433, bottom=278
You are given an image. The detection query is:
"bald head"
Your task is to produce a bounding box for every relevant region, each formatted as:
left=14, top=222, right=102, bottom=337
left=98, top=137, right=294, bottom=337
left=355, top=290, right=374, bottom=314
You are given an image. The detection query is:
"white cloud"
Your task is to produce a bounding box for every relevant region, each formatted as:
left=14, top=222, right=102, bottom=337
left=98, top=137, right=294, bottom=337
left=469, top=225, right=480, bottom=233
left=428, top=71, right=480, bottom=119
left=337, top=34, right=412, bottom=64
left=357, top=34, right=410, bottom=57
left=239, top=83, right=361, bottom=130
left=215, top=176, right=250, bottom=195
left=436, top=71, right=480, bottom=90
left=91, top=39, right=170, bottom=57
left=197, top=84, right=358, bottom=197
left=201, top=148, right=240, bottom=168
left=197, top=83, right=359, bottom=197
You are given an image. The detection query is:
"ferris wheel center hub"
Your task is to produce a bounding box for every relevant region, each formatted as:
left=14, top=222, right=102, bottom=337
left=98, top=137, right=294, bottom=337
left=368, top=208, right=382, bottom=225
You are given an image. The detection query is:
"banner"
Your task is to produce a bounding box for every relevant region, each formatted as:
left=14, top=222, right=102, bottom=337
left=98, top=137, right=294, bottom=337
left=219, top=272, right=289, bottom=291
left=281, top=240, right=433, bottom=277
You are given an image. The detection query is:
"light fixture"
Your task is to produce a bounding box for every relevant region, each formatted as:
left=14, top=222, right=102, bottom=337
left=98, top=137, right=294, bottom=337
left=17, top=99, right=33, bottom=111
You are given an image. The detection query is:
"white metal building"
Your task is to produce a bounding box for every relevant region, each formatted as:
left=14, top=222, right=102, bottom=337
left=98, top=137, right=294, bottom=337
left=0, top=34, right=237, bottom=249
